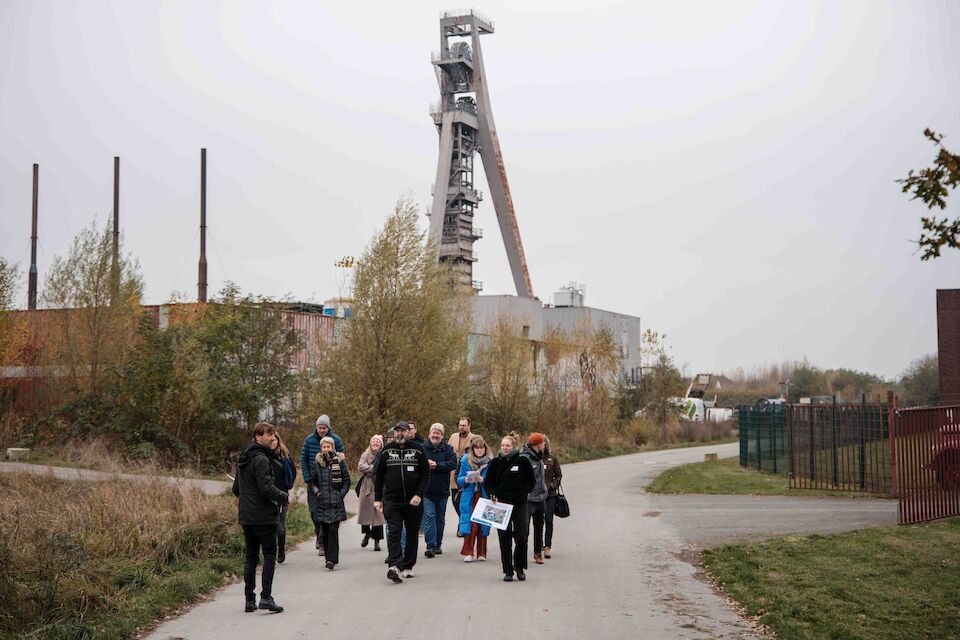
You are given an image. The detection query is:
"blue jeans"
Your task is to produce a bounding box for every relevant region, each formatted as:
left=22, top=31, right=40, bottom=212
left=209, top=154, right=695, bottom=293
left=422, top=495, right=448, bottom=549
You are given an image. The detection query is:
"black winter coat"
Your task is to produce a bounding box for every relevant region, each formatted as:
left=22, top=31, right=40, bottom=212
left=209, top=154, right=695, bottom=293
left=484, top=449, right=535, bottom=506
left=374, top=441, right=429, bottom=504
left=309, top=453, right=351, bottom=523
left=232, top=443, right=289, bottom=526
left=423, top=440, right=458, bottom=498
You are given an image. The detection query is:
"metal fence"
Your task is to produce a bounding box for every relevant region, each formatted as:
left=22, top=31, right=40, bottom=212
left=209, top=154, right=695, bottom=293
left=786, top=402, right=892, bottom=494
left=893, top=404, right=960, bottom=524
left=739, top=408, right=788, bottom=475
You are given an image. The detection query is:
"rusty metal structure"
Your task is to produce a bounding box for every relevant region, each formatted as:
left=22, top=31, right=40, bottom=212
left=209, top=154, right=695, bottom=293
left=937, top=289, right=960, bottom=405
left=428, top=9, right=534, bottom=298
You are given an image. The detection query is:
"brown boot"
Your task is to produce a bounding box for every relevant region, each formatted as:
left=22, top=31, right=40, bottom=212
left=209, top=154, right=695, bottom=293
left=534, top=553, right=544, bottom=564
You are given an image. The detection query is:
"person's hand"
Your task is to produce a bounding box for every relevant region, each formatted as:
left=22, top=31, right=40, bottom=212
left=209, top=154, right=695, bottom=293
left=374, top=501, right=383, bottom=514
left=491, top=497, right=498, bottom=504
left=409, top=495, right=422, bottom=507
left=428, top=459, right=437, bottom=469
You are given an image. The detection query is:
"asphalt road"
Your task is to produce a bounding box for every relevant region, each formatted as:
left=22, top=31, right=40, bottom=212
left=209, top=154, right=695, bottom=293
left=136, top=442, right=896, bottom=640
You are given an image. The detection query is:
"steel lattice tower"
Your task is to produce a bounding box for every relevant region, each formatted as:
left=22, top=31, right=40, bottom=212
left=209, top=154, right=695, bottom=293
left=428, top=10, right=534, bottom=298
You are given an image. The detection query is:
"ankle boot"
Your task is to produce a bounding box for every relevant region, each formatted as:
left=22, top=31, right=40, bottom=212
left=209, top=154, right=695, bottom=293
left=374, top=540, right=381, bottom=551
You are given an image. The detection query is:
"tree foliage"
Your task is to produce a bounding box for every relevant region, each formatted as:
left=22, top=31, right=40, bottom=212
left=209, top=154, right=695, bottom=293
left=40, top=220, right=143, bottom=396
left=899, top=354, right=938, bottom=407
left=899, top=128, right=960, bottom=260
left=307, top=200, right=470, bottom=453
left=0, top=258, right=18, bottom=310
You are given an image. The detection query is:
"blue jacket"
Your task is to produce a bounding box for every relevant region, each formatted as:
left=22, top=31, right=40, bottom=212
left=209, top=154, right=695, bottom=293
left=301, top=429, right=345, bottom=483
left=456, top=453, right=490, bottom=537
left=423, top=439, right=457, bottom=498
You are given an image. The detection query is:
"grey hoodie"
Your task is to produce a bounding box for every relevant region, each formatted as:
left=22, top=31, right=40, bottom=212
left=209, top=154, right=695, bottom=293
left=520, top=444, right=548, bottom=503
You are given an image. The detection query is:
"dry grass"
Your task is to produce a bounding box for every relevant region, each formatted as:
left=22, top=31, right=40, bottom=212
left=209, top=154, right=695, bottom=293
left=0, top=472, right=311, bottom=639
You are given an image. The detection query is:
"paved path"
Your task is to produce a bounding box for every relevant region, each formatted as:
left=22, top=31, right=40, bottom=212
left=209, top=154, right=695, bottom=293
left=0, top=461, right=232, bottom=495
left=137, top=442, right=896, bottom=640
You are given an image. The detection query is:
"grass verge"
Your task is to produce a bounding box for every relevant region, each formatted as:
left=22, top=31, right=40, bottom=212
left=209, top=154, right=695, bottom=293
left=0, top=474, right=312, bottom=640
left=646, top=455, right=888, bottom=497
left=703, top=518, right=960, bottom=639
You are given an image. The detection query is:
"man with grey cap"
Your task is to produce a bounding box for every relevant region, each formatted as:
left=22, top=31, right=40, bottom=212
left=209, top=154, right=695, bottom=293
left=301, top=414, right=345, bottom=552
left=374, top=421, right=429, bottom=583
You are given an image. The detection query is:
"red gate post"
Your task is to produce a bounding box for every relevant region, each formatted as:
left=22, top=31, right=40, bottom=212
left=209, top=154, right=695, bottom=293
left=888, top=391, right=899, bottom=501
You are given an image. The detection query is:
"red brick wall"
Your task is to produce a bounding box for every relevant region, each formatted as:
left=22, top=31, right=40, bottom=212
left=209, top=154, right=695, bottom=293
left=937, top=289, right=960, bottom=405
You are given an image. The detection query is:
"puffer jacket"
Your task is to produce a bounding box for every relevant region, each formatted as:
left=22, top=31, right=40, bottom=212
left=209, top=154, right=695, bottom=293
left=309, top=452, right=351, bottom=523
left=232, top=442, right=289, bottom=526
left=456, top=453, right=490, bottom=537
left=520, top=444, right=548, bottom=503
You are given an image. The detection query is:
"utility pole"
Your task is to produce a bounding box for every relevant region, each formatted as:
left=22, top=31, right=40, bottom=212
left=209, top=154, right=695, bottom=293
left=198, top=148, right=208, bottom=303
left=111, top=156, right=120, bottom=304
left=28, top=163, right=39, bottom=310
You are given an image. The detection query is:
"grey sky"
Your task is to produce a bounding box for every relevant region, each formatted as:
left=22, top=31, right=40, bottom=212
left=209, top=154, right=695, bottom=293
left=1, top=1, right=958, bottom=380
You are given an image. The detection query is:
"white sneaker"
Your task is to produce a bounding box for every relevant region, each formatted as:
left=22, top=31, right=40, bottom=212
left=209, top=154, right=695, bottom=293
left=402, top=569, right=416, bottom=578
left=477, top=556, right=486, bottom=561
left=462, top=555, right=474, bottom=563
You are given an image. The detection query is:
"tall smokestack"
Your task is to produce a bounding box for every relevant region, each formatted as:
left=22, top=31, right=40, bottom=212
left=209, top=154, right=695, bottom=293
left=28, top=164, right=38, bottom=310
left=198, top=148, right=207, bottom=303
left=111, top=156, right=120, bottom=303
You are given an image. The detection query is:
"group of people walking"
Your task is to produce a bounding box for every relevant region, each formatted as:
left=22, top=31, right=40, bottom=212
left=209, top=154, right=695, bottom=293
left=231, top=414, right=564, bottom=612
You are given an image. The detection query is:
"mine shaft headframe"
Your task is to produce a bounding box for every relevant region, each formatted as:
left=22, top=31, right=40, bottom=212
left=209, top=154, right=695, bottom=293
left=440, top=9, right=495, bottom=36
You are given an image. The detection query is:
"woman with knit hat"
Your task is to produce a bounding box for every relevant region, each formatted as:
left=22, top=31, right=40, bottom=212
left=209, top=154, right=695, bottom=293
left=457, top=435, right=491, bottom=562
left=520, top=432, right=549, bottom=565
left=309, top=437, right=351, bottom=570
left=357, top=434, right=385, bottom=552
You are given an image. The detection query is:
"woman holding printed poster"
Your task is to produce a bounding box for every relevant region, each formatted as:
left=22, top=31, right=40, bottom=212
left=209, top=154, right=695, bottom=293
left=483, top=432, right=535, bottom=582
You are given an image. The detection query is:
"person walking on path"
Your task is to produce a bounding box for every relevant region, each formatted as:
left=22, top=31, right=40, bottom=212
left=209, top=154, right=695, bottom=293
left=484, top=433, right=535, bottom=582
left=407, top=421, right=425, bottom=447
left=422, top=423, right=457, bottom=558
left=301, top=414, right=345, bottom=555
left=520, top=432, right=549, bottom=565
left=374, top=421, right=429, bottom=584
left=457, top=435, right=491, bottom=562
left=357, top=434, right=386, bottom=552
left=542, top=435, right=562, bottom=559
left=308, top=436, right=351, bottom=570
left=448, top=417, right=478, bottom=517
left=232, top=422, right=289, bottom=613
left=271, top=434, right=297, bottom=564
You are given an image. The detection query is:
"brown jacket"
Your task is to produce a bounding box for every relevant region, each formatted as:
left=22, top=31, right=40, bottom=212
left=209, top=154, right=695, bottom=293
left=543, top=449, right=563, bottom=496
left=448, top=430, right=479, bottom=489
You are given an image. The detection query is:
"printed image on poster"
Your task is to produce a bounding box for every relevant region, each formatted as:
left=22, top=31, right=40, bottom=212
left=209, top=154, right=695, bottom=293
left=470, top=497, right=513, bottom=531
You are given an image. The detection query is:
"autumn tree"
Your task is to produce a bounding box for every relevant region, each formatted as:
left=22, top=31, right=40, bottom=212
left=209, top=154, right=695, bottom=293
left=308, top=200, right=469, bottom=453
left=40, top=220, right=143, bottom=397
left=899, top=128, right=960, bottom=259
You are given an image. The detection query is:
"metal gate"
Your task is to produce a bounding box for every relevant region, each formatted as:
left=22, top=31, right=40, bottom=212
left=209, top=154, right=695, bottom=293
left=893, top=404, right=960, bottom=525
left=786, top=402, right=893, bottom=494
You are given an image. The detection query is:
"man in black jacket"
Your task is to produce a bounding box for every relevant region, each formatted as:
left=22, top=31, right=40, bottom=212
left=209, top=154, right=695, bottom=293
left=484, top=434, right=536, bottom=582
left=374, top=421, right=429, bottom=583
left=232, top=422, right=289, bottom=613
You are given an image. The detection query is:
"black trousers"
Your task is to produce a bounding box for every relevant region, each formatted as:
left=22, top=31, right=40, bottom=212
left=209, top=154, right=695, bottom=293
left=318, top=521, right=341, bottom=564
left=544, top=495, right=557, bottom=547
left=496, top=501, right=529, bottom=576
left=361, top=524, right=384, bottom=541
left=528, top=500, right=545, bottom=555
left=451, top=488, right=463, bottom=516
left=242, top=524, right=278, bottom=600
left=384, top=501, right=423, bottom=570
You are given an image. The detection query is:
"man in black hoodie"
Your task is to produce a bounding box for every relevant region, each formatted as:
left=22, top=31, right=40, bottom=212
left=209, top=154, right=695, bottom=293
left=232, top=422, right=289, bottom=613
left=484, top=433, right=536, bottom=582
left=374, top=421, right=429, bottom=583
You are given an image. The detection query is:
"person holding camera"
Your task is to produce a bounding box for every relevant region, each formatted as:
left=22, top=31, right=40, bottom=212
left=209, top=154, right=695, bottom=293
left=374, top=421, right=429, bottom=584
left=232, top=422, right=289, bottom=613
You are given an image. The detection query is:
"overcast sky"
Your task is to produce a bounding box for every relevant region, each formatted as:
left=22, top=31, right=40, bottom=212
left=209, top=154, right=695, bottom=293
left=1, top=1, right=958, bottom=379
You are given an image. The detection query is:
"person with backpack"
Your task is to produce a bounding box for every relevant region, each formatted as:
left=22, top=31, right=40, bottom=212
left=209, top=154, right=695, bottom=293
left=272, top=434, right=297, bottom=564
